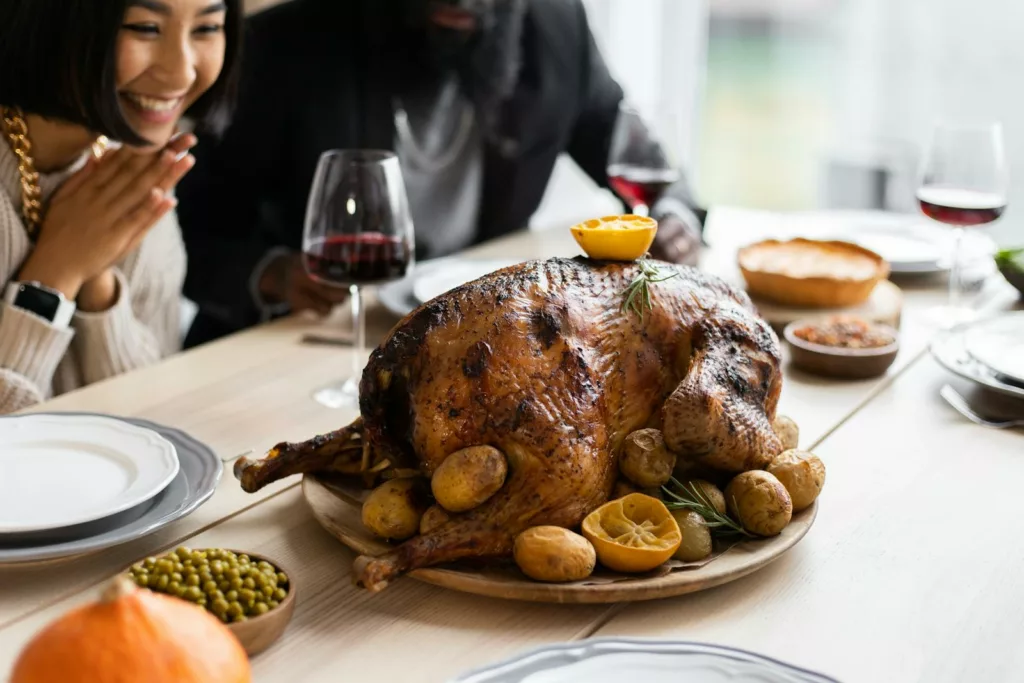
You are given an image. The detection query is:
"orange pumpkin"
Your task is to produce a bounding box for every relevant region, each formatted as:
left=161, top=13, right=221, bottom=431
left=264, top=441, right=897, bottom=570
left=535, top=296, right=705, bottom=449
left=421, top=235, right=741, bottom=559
left=11, top=575, right=251, bottom=683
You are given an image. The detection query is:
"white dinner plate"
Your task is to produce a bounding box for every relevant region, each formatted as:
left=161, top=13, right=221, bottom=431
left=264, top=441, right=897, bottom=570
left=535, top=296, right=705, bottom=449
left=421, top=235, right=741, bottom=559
left=379, top=257, right=523, bottom=317
left=963, top=312, right=1024, bottom=383
left=412, top=258, right=522, bottom=304
left=0, top=414, right=179, bottom=534
left=451, top=639, right=838, bottom=683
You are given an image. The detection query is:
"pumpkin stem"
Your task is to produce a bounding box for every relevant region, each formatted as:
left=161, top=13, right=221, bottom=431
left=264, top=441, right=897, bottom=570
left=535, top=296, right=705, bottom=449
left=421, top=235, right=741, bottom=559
left=102, top=575, right=138, bottom=603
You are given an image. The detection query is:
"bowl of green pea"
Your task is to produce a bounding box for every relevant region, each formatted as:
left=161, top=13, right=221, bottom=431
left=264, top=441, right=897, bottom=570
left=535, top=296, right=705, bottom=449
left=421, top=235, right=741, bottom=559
left=127, top=547, right=296, bottom=656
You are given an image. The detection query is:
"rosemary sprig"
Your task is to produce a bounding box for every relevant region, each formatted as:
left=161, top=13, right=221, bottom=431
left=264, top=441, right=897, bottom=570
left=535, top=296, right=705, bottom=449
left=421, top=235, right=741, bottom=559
left=662, top=477, right=753, bottom=538
left=622, top=256, right=679, bottom=318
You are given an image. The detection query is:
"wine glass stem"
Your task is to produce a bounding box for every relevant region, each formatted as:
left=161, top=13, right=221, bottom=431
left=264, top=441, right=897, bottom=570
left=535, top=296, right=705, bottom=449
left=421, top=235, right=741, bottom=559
left=350, top=284, right=365, bottom=386
left=948, top=226, right=965, bottom=311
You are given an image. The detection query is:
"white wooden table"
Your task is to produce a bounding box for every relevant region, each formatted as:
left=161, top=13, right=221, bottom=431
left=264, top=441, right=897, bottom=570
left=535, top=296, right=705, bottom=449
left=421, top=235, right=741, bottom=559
left=0, top=220, right=1020, bottom=683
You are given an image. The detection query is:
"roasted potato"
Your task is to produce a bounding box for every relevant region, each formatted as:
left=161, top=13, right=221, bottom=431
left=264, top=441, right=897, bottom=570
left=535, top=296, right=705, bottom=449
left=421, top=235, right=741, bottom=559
left=683, top=478, right=727, bottom=516
left=612, top=479, right=662, bottom=500
left=431, top=445, right=508, bottom=513
left=419, top=504, right=452, bottom=534
left=619, top=429, right=676, bottom=488
left=772, top=415, right=800, bottom=451
left=767, top=449, right=825, bottom=512
left=362, top=478, right=429, bottom=540
left=725, top=471, right=793, bottom=537
left=670, top=509, right=712, bottom=562
left=513, top=526, right=596, bottom=582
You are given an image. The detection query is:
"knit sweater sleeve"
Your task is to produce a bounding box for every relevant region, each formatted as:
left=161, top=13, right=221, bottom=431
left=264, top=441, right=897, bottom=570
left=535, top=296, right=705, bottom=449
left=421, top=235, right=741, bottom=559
left=0, top=303, right=75, bottom=413
left=71, top=268, right=163, bottom=384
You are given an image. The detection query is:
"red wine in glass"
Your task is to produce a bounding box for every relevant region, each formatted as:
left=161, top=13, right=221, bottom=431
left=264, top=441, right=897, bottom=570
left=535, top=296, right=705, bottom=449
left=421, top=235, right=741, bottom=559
left=608, top=164, right=680, bottom=212
left=303, top=233, right=411, bottom=287
left=916, top=187, right=1006, bottom=227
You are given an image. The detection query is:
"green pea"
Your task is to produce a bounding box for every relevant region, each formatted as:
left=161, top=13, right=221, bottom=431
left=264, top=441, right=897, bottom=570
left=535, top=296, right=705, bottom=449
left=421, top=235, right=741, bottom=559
left=229, top=576, right=243, bottom=590
left=262, top=585, right=275, bottom=598
left=173, top=562, right=184, bottom=573
left=225, top=590, right=239, bottom=602
left=170, top=572, right=183, bottom=583
left=196, top=597, right=208, bottom=608
left=212, top=598, right=229, bottom=615
left=242, top=577, right=256, bottom=590
left=253, top=602, right=270, bottom=615
left=268, top=599, right=279, bottom=609
left=218, top=580, right=231, bottom=592
left=238, top=588, right=256, bottom=604
left=226, top=602, right=243, bottom=618
left=185, top=574, right=200, bottom=587
left=233, top=614, right=247, bottom=623
left=173, top=584, right=187, bottom=598
left=135, top=575, right=149, bottom=588
left=203, top=580, right=218, bottom=594
left=276, top=572, right=289, bottom=585
left=226, top=568, right=240, bottom=581
left=156, top=575, right=170, bottom=590
left=175, top=547, right=191, bottom=560
left=238, top=554, right=250, bottom=564
left=273, top=588, right=288, bottom=601
left=210, top=589, right=225, bottom=603
left=185, top=586, right=203, bottom=601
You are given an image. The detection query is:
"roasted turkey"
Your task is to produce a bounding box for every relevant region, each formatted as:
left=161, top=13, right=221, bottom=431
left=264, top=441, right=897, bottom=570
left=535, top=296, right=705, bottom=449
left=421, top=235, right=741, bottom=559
left=235, top=257, right=784, bottom=591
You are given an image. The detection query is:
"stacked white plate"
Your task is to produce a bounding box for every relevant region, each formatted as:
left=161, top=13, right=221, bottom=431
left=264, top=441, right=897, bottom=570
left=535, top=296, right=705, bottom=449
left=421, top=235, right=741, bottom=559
left=379, top=257, right=523, bottom=317
left=0, top=413, right=221, bottom=564
left=931, top=312, right=1024, bottom=400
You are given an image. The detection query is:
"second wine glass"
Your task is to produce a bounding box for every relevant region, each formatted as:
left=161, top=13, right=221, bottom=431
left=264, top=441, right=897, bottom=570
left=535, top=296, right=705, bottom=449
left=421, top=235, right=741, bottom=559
left=302, top=150, right=415, bottom=408
left=916, top=122, right=1008, bottom=328
left=606, top=101, right=681, bottom=217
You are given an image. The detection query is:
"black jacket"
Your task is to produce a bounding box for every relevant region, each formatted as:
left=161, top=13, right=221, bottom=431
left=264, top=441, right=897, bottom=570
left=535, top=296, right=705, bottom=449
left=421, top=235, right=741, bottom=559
left=178, top=0, right=702, bottom=345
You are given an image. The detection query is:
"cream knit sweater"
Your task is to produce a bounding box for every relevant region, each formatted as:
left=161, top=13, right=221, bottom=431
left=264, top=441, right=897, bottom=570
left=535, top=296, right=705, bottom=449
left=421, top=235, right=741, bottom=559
left=0, top=141, right=186, bottom=414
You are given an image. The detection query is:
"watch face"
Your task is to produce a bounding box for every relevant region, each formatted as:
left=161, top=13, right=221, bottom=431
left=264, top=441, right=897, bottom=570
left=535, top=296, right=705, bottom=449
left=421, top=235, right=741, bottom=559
left=14, top=284, right=61, bottom=322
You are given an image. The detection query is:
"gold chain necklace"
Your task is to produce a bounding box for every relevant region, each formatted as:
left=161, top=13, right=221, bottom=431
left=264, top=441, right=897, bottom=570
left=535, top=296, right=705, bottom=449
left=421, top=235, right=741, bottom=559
left=0, top=105, right=109, bottom=241
left=0, top=106, right=44, bottom=240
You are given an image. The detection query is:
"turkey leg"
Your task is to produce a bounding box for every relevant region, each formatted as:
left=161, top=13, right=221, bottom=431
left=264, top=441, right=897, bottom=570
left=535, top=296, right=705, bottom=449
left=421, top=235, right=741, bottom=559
left=234, top=418, right=364, bottom=492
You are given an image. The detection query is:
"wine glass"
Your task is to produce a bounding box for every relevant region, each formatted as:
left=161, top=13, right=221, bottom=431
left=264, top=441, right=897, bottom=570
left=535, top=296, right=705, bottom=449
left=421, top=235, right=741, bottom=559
left=916, top=122, right=1008, bottom=328
left=302, top=150, right=415, bottom=408
left=607, top=101, right=681, bottom=217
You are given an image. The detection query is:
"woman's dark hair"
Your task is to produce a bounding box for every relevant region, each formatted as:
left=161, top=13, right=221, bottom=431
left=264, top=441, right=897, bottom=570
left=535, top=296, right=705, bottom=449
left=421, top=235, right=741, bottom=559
left=0, top=0, right=242, bottom=146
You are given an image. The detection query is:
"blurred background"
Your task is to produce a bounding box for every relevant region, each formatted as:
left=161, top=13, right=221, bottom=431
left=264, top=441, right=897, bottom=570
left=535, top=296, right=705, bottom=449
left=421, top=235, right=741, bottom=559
left=242, top=0, right=1023, bottom=246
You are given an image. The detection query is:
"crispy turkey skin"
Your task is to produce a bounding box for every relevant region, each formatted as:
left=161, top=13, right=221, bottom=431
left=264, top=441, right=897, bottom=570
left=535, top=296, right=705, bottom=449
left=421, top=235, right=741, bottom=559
left=235, top=257, right=784, bottom=591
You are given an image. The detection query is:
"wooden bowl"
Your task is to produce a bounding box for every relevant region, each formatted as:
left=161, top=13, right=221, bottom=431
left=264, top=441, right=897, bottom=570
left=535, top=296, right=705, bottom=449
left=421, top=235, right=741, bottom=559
left=223, top=550, right=297, bottom=657
left=783, top=319, right=899, bottom=379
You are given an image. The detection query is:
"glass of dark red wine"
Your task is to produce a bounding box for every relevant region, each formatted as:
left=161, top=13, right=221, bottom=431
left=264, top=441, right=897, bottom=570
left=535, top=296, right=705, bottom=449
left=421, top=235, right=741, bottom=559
left=607, top=101, right=680, bottom=216
left=916, top=122, right=1008, bottom=327
left=302, top=150, right=415, bottom=408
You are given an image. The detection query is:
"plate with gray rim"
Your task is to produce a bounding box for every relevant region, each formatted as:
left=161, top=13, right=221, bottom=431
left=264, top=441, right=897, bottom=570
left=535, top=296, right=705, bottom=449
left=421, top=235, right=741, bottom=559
left=0, top=413, right=221, bottom=565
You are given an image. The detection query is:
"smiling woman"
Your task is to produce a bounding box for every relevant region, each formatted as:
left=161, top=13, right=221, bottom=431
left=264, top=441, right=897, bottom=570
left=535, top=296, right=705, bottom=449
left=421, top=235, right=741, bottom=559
left=0, top=0, right=241, bottom=414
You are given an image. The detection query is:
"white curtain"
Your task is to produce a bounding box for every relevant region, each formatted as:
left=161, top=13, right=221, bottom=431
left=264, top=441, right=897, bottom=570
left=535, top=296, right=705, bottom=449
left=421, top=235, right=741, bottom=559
left=824, top=0, right=1024, bottom=244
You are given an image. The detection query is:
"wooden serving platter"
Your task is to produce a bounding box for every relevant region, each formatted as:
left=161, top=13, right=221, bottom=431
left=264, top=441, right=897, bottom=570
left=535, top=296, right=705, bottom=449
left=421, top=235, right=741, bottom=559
left=302, top=474, right=817, bottom=604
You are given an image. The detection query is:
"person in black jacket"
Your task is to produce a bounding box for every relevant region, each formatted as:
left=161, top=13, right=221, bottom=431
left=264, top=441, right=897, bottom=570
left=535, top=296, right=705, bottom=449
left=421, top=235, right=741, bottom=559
left=178, top=0, right=707, bottom=347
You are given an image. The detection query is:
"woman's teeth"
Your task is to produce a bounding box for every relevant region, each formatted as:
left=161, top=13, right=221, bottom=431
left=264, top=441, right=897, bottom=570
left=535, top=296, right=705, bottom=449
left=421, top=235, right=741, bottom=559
left=124, top=94, right=182, bottom=112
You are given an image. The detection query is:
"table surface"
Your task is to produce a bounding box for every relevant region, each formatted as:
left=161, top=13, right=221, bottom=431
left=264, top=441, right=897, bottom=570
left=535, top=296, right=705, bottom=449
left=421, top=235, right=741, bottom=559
left=1, top=214, right=1021, bottom=683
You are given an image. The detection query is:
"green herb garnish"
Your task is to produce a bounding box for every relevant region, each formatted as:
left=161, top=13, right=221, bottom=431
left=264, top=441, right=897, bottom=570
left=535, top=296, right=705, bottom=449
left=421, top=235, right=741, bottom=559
left=995, top=247, right=1024, bottom=273
left=622, top=256, right=679, bottom=318
left=662, top=478, right=753, bottom=538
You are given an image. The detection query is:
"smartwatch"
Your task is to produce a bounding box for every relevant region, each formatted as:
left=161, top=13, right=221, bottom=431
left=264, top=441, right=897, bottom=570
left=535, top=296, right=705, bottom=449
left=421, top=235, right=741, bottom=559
left=3, top=281, right=76, bottom=328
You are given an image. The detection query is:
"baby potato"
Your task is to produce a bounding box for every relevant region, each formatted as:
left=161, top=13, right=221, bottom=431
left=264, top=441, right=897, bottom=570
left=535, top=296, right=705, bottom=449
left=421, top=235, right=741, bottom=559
left=683, top=478, right=726, bottom=516
left=432, top=445, right=508, bottom=513
left=670, top=509, right=712, bottom=562
left=611, top=479, right=662, bottom=500
left=725, top=471, right=793, bottom=537
left=767, top=449, right=826, bottom=512
left=419, top=504, right=452, bottom=535
left=361, top=478, right=429, bottom=540
left=620, top=429, right=676, bottom=488
left=772, top=415, right=800, bottom=451
left=513, top=526, right=596, bottom=583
